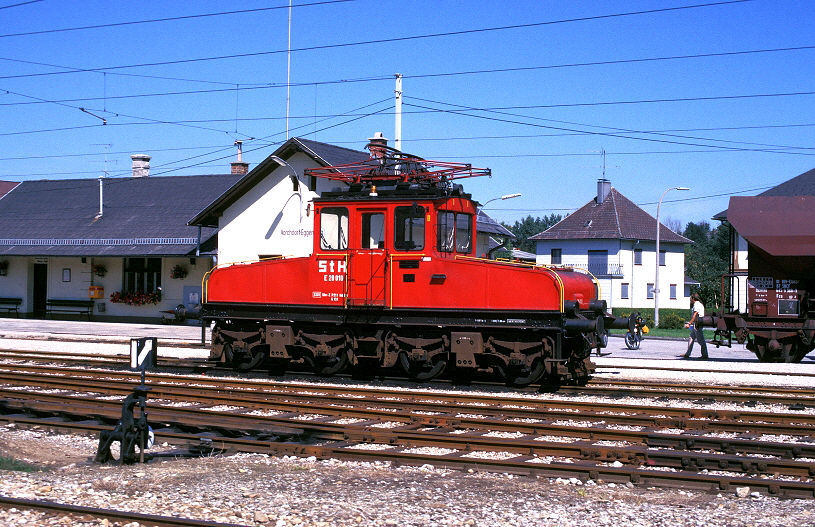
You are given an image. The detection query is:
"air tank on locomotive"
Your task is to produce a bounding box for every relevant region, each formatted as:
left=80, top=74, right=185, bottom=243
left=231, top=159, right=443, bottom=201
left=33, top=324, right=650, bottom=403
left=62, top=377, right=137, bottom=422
left=202, top=137, right=631, bottom=386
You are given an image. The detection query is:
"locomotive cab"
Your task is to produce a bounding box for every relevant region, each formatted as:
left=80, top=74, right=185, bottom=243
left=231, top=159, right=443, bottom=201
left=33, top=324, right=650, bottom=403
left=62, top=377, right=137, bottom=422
left=313, top=184, right=478, bottom=308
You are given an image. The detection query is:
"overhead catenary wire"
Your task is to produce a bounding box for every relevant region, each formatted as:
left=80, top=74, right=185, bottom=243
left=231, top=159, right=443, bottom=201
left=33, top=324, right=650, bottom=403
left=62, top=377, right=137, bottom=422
left=0, top=1, right=750, bottom=75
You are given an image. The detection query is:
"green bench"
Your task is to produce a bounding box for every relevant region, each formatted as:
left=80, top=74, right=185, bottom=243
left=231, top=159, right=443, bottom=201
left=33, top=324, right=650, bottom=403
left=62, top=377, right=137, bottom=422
left=46, top=299, right=94, bottom=320
left=0, top=297, right=22, bottom=317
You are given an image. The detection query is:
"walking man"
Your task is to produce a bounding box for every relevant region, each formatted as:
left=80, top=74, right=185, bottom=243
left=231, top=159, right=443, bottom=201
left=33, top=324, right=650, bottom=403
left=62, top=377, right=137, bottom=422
left=683, top=293, right=709, bottom=359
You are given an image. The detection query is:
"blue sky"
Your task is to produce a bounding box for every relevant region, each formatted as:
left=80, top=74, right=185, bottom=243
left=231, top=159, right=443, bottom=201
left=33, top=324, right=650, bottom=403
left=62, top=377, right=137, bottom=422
left=1, top=0, right=813, bottom=229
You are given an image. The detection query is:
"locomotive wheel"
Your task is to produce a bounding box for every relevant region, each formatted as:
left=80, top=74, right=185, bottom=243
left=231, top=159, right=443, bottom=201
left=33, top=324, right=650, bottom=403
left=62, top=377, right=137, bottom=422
left=624, top=332, right=640, bottom=350
left=224, top=342, right=265, bottom=373
left=497, top=360, right=545, bottom=388
left=312, top=349, right=350, bottom=376
left=398, top=353, right=447, bottom=381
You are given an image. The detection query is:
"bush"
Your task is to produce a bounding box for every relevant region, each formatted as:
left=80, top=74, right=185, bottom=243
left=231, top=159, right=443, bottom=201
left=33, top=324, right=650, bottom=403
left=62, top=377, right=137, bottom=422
left=658, top=312, right=685, bottom=329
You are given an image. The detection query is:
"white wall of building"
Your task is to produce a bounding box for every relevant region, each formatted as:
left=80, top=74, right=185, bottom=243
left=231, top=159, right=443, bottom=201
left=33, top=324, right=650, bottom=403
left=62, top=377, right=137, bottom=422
left=0, top=255, right=211, bottom=318
left=217, top=152, right=328, bottom=265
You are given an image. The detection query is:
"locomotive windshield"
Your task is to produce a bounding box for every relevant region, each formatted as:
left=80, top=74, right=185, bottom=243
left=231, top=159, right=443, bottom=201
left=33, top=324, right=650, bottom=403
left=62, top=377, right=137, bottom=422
left=394, top=205, right=426, bottom=250
left=320, top=207, right=348, bottom=250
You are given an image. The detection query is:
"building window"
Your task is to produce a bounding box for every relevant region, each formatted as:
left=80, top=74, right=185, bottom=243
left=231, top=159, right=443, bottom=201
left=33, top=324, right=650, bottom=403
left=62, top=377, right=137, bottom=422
left=634, top=249, right=642, bottom=265
left=588, top=250, right=608, bottom=276
left=659, top=250, right=666, bottom=266
left=621, top=283, right=629, bottom=299
left=551, top=248, right=562, bottom=265
left=123, top=258, right=161, bottom=294
left=670, top=284, right=677, bottom=299
left=647, top=283, right=654, bottom=300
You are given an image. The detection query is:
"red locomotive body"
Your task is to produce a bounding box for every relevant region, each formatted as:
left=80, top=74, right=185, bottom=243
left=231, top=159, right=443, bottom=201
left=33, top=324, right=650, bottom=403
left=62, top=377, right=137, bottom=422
left=203, top=143, right=626, bottom=386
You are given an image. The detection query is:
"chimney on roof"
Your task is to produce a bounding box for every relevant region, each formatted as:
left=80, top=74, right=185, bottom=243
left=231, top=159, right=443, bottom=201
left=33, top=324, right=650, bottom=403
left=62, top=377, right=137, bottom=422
left=131, top=154, right=151, bottom=177
left=231, top=140, right=249, bottom=175
left=596, top=178, right=611, bottom=205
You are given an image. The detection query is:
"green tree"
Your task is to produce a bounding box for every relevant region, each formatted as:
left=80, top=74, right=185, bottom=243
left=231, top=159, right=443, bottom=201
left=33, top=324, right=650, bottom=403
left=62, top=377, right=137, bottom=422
left=684, top=221, right=729, bottom=309
left=503, top=214, right=562, bottom=253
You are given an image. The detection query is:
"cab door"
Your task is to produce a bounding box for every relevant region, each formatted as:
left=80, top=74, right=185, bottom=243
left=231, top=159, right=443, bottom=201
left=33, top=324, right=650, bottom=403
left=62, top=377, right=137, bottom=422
left=348, top=210, right=388, bottom=306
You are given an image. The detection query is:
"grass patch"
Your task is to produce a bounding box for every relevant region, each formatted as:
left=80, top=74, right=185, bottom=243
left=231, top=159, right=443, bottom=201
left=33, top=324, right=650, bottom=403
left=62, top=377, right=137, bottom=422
left=0, top=455, right=42, bottom=472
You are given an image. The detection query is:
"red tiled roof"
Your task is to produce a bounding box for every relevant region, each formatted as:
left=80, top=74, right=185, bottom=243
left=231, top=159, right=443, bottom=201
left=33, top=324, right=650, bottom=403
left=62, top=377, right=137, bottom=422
left=530, top=188, right=691, bottom=243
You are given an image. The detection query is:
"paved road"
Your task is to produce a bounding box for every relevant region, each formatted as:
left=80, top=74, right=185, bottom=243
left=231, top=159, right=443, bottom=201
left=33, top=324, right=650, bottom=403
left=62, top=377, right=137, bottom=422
left=0, top=317, right=208, bottom=345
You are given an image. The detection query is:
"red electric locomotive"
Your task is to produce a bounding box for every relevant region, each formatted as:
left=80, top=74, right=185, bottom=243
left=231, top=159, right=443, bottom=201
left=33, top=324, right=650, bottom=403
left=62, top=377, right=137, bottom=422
left=203, top=141, right=628, bottom=387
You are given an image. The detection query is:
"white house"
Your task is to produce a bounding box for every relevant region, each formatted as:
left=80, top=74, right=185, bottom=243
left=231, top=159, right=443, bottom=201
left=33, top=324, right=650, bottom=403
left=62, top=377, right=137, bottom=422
left=529, top=179, right=693, bottom=313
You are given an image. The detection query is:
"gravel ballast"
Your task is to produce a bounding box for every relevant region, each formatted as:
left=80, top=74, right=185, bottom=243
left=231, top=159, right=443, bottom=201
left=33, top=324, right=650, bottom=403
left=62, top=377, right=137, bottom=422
left=1, top=425, right=815, bottom=527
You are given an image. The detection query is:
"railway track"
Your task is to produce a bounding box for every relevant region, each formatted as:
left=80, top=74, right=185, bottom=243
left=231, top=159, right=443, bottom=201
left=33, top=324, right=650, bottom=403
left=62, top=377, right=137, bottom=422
left=1, top=362, right=815, bottom=498
left=0, top=496, right=245, bottom=527
left=4, top=348, right=815, bottom=402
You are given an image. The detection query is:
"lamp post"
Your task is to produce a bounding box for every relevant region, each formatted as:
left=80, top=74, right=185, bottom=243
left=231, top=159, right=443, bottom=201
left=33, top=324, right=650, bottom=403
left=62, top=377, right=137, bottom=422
left=654, top=186, right=689, bottom=328
left=480, top=193, right=521, bottom=209
left=270, top=155, right=303, bottom=222
left=479, top=194, right=521, bottom=260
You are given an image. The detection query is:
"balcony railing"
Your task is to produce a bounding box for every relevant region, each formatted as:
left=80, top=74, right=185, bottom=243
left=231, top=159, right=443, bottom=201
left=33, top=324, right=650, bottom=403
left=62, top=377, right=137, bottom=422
left=562, top=263, right=624, bottom=277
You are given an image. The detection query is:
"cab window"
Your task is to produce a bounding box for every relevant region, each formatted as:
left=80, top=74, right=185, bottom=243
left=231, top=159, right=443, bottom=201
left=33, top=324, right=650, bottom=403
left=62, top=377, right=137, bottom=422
left=437, top=211, right=472, bottom=254
left=394, top=205, right=425, bottom=250
left=320, top=207, right=348, bottom=250
left=362, top=212, right=386, bottom=249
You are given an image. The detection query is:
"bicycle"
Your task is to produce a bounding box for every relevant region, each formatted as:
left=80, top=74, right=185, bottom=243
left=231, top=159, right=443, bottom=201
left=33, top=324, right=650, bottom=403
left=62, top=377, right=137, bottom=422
left=624, top=313, right=648, bottom=350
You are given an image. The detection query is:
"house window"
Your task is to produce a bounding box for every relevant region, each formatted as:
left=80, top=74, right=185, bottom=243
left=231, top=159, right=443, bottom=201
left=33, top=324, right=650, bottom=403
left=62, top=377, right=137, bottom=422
left=319, top=207, right=348, bottom=250
left=551, top=248, right=562, bottom=265
left=621, top=283, right=629, bottom=299
left=659, top=250, right=666, bottom=266
left=647, top=283, right=654, bottom=300
left=670, top=284, right=677, bottom=299
left=634, top=249, right=642, bottom=265
left=437, top=211, right=472, bottom=254
left=123, top=258, right=161, bottom=294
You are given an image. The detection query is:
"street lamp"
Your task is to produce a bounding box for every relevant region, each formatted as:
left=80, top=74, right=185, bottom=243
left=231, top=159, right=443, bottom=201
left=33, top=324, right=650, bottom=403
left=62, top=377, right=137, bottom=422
left=270, top=155, right=303, bottom=222
left=479, top=194, right=521, bottom=260
left=654, top=186, right=689, bottom=328
left=480, top=193, right=521, bottom=208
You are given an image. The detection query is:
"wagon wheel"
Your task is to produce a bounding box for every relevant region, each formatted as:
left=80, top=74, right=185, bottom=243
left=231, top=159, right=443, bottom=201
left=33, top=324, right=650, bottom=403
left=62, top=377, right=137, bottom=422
left=624, top=332, right=640, bottom=350
left=497, top=360, right=545, bottom=388
left=399, top=353, right=447, bottom=381
left=780, top=341, right=804, bottom=363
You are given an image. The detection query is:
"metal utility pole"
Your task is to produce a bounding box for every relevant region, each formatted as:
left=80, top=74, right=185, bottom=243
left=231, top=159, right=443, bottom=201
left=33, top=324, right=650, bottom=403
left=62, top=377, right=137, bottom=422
left=286, top=0, right=292, bottom=139
left=394, top=73, right=403, bottom=152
